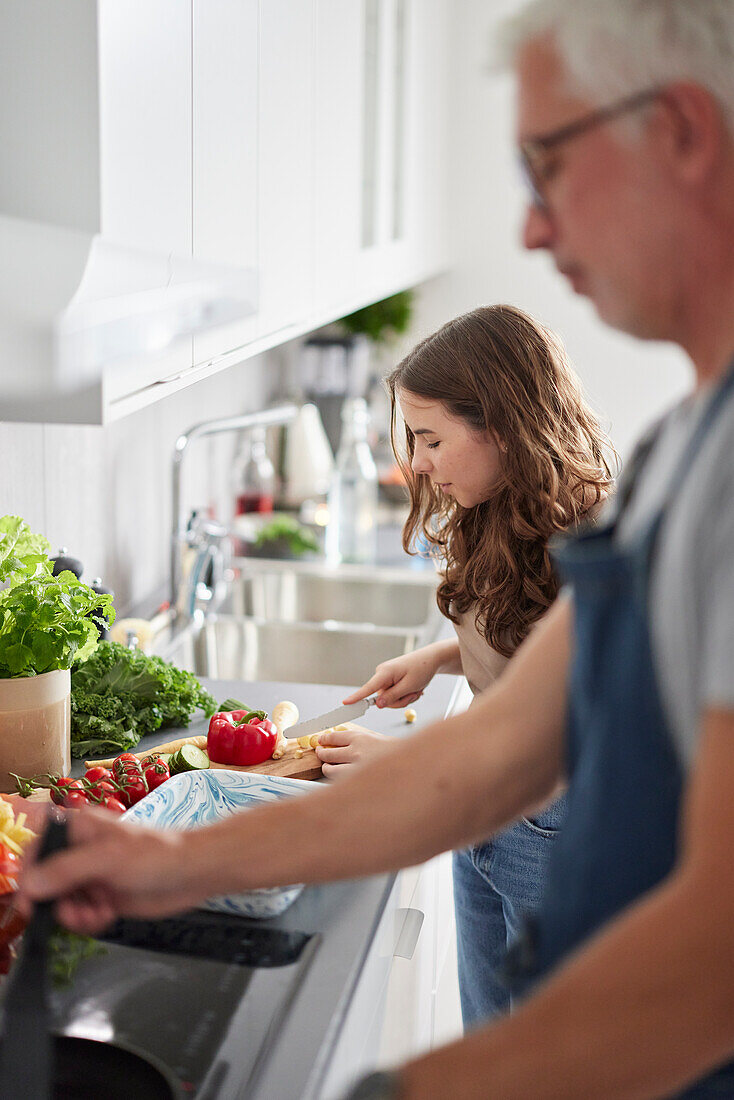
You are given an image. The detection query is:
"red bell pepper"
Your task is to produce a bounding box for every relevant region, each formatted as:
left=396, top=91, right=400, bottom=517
left=207, top=709, right=278, bottom=767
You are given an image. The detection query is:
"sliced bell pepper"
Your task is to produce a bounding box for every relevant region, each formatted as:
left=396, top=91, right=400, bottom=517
left=207, top=709, right=279, bottom=767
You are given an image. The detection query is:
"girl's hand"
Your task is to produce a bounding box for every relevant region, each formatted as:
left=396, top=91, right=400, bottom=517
left=342, top=648, right=442, bottom=709
left=315, top=728, right=392, bottom=779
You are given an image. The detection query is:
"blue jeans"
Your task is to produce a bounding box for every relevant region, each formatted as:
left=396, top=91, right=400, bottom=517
left=452, top=793, right=567, bottom=1030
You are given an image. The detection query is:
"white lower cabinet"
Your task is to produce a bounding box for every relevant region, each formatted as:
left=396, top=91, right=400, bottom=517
left=319, top=854, right=461, bottom=1099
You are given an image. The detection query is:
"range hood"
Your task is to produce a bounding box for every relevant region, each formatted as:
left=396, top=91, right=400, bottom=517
left=0, top=213, right=257, bottom=400
left=0, top=1, right=257, bottom=419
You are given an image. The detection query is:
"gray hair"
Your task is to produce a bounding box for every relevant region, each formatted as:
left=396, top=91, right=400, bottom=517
left=498, top=0, right=734, bottom=130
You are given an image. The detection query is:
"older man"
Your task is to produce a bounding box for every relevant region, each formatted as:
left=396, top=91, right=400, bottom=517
left=23, top=2, right=734, bottom=1097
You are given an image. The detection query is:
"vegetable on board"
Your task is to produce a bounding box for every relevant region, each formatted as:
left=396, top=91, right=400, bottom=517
left=207, top=710, right=278, bottom=767
left=84, top=734, right=208, bottom=770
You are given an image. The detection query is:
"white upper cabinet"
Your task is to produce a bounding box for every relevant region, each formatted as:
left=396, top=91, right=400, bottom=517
left=0, top=0, right=450, bottom=424
left=191, top=0, right=259, bottom=371
left=312, top=0, right=450, bottom=321
left=312, top=0, right=365, bottom=320
left=257, top=0, right=315, bottom=342
left=98, top=0, right=194, bottom=411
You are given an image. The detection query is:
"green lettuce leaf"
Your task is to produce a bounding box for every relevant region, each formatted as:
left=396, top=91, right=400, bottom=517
left=0, top=517, right=116, bottom=679
left=0, top=515, right=52, bottom=588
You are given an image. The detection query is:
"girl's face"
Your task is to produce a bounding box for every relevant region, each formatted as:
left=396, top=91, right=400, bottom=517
left=398, top=390, right=505, bottom=508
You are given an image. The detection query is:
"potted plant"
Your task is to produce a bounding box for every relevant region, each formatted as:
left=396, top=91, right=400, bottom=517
left=338, top=289, right=414, bottom=348
left=0, top=516, right=114, bottom=792
left=244, top=515, right=320, bottom=560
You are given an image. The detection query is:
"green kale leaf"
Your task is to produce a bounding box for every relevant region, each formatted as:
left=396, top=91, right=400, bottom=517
left=70, top=641, right=217, bottom=758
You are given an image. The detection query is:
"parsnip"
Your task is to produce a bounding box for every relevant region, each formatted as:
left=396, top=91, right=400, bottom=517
left=271, top=700, right=299, bottom=759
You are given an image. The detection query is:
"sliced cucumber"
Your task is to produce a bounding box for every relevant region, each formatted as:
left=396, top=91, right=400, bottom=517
left=218, top=697, right=249, bottom=713
left=169, top=744, right=210, bottom=773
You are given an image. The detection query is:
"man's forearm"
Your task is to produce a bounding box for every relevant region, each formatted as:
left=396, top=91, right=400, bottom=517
left=401, top=866, right=734, bottom=1099
left=191, top=602, right=571, bottom=898
left=193, top=704, right=549, bottom=894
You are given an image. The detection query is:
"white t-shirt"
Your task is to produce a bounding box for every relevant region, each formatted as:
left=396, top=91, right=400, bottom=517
left=612, top=381, right=734, bottom=770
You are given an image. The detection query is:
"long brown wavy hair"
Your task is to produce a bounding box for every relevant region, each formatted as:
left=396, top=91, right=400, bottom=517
left=388, top=305, right=617, bottom=657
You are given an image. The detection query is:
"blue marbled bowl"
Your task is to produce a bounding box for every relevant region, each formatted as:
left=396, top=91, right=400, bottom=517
left=123, top=769, right=312, bottom=918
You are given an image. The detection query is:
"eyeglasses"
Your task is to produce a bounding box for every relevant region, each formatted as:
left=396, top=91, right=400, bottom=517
left=519, top=87, right=661, bottom=213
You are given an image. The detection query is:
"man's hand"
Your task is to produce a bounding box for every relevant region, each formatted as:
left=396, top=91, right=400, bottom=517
left=19, top=809, right=198, bottom=934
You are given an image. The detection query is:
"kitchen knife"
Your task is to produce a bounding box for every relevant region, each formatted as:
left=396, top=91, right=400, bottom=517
left=285, top=696, right=378, bottom=739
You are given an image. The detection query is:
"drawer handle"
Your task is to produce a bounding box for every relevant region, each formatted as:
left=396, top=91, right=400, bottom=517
left=393, top=907, right=424, bottom=960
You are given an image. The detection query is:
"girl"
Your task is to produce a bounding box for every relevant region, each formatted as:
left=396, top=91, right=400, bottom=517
left=316, top=304, right=615, bottom=1027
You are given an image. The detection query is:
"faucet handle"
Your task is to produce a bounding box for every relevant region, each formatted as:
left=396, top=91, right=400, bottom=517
left=186, top=510, right=227, bottom=547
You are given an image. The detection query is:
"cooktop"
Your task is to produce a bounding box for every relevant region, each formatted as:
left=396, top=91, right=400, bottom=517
left=33, top=910, right=319, bottom=1099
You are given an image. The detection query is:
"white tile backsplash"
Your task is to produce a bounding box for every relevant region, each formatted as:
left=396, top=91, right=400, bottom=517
left=0, top=353, right=276, bottom=614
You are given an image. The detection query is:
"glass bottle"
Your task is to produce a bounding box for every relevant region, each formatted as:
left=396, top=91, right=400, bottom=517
left=325, top=397, right=378, bottom=565
left=233, top=427, right=275, bottom=515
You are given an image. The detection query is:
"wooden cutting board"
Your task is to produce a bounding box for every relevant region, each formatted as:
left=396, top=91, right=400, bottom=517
left=208, top=722, right=376, bottom=782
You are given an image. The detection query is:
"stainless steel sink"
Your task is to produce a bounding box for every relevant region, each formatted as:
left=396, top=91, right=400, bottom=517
left=221, top=557, right=438, bottom=629
left=160, top=615, right=425, bottom=687
left=154, top=558, right=442, bottom=686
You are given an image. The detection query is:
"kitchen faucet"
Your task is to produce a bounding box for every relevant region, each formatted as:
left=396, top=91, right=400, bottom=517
left=170, top=404, right=298, bottom=617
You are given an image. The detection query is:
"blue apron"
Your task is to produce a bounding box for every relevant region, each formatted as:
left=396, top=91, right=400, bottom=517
left=505, top=366, right=734, bottom=1097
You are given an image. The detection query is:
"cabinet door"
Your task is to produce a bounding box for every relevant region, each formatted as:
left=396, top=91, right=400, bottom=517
left=312, top=0, right=451, bottom=323
left=377, top=860, right=437, bottom=1067
left=318, top=873, right=423, bottom=1100
left=192, top=0, right=259, bottom=368
left=98, top=0, right=194, bottom=410
left=401, top=0, right=451, bottom=279
left=257, top=0, right=314, bottom=341
left=312, top=0, right=364, bottom=319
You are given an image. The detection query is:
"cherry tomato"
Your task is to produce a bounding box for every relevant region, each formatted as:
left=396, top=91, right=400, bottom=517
left=84, top=766, right=112, bottom=784
left=50, top=776, right=77, bottom=806
left=63, top=791, right=90, bottom=810
left=102, top=795, right=126, bottom=815
left=112, top=755, right=143, bottom=784
left=115, top=753, right=139, bottom=767
left=117, top=773, right=148, bottom=807
left=82, top=779, right=118, bottom=805
left=143, top=760, right=170, bottom=792
left=95, top=780, right=118, bottom=796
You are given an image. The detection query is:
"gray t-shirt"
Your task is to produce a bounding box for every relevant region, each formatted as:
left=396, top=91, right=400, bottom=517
left=612, top=383, right=734, bottom=770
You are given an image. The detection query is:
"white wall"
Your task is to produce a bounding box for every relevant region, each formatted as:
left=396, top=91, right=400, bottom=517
left=412, top=0, right=692, bottom=459
left=0, top=350, right=281, bottom=614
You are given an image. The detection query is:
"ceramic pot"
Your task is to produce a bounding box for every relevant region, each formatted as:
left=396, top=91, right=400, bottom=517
left=0, top=669, right=71, bottom=792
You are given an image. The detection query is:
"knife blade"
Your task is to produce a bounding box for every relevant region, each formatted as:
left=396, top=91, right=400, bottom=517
left=285, top=696, right=378, bottom=739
